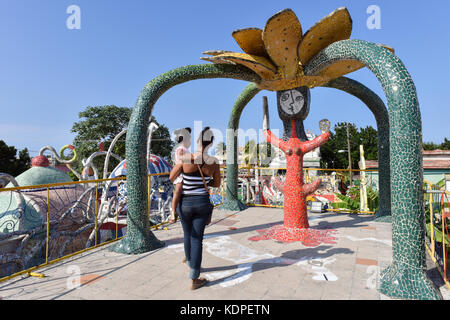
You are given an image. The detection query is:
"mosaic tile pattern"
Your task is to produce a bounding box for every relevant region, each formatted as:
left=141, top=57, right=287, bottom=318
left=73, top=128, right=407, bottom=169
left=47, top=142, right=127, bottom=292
left=248, top=225, right=337, bottom=247
left=251, top=120, right=334, bottom=244
left=221, top=83, right=260, bottom=211
left=323, top=77, right=391, bottom=218
left=118, top=37, right=441, bottom=299
left=223, top=77, right=392, bottom=219
left=264, top=120, right=330, bottom=229
left=305, top=39, right=442, bottom=300
left=109, top=64, right=260, bottom=254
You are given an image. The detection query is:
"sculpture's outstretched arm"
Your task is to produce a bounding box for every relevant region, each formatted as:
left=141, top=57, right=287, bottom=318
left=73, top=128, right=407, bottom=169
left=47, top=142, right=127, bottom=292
left=262, top=96, right=286, bottom=151
left=303, top=179, right=322, bottom=196
left=301, top=131, right=330, bottom=154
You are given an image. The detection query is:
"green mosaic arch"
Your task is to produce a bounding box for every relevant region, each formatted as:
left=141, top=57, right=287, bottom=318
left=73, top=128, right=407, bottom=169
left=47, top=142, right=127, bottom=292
left=113, top=39, right=441, bottom=300
left=305, top=39, right=442, bottom=300
left=220, top=77, right=392, bottom=218
left=109, top=64, right=260, bottom=254
left=323, top=77, right=391, bottom=219
left=221, top=83, right=260, bottom=211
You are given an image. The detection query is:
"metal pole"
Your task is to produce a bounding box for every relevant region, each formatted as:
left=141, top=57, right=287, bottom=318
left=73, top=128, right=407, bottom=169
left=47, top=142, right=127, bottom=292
left=45, top=186, right=50, bottom=264
left=346, top=123, right=352, bottom=185
left=95, top=182, right=98, bottom=246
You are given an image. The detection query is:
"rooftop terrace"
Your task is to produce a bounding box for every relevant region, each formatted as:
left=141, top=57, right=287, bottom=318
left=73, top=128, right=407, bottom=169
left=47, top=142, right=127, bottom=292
left=0, top=207, right=448, bottom=300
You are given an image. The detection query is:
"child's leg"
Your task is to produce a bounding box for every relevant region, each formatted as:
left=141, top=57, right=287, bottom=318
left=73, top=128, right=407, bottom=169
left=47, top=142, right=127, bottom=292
left=171, top=183, right=183, bottom=221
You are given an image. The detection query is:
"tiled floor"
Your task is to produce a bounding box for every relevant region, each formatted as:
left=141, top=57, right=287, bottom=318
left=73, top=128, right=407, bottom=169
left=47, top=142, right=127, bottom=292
left=0, top=207, right=448, bottom=300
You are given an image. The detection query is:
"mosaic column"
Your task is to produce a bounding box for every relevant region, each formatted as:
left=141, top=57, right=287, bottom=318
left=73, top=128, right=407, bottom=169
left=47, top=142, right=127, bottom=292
left=220, top=83, right=260, bottom=211
left=305, top=39, right=442, bottom=300
left=109, top=64, right=260, bottom=254
left=323, top=77, right=391, bottom=219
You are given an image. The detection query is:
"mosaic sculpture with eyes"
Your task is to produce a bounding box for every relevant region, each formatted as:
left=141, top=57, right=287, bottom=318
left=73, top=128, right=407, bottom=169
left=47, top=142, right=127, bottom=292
left=262, top=86, right=331, bottom=235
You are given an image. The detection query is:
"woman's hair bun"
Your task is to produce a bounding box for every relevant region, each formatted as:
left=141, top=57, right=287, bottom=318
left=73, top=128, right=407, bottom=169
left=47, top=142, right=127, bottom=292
left=200, top=126, right=214, bottom=148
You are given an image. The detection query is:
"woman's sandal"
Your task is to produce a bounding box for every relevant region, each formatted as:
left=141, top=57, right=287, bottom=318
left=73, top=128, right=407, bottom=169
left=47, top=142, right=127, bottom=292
left=190, top=277, right=208, bottom=290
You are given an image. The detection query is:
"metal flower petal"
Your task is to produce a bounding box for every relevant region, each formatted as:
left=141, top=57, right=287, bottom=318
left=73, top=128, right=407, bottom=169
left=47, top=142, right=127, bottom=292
left=298, top=7, right=353, bottom=66
left=201, top=52, right=277, bottom=79
left=262, top=9, right=303, bottom=78
left=232, top=28, right=269, bottom=58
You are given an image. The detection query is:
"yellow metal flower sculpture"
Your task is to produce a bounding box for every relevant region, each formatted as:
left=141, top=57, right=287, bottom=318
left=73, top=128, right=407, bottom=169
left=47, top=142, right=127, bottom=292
left=201, top=7, right=393, bottom=91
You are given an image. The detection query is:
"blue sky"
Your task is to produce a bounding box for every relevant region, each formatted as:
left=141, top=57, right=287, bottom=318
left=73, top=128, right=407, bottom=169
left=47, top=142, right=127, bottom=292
left=1, top=0, right=449, bottom=157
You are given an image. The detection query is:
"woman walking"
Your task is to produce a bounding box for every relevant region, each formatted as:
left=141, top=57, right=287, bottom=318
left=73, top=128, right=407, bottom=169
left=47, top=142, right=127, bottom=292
left=169, top=127, right=221, bottom=290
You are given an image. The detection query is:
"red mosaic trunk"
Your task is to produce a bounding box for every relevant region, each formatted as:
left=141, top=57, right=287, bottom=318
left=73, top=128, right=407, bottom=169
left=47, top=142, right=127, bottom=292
left=248, top=120, right=337, bottom=245
left=265, top=119, right=330, bottom=229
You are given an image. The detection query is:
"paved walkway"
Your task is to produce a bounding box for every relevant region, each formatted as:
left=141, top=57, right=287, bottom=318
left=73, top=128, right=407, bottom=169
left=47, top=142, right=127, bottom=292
left=0, top=207, right=448, bottom=300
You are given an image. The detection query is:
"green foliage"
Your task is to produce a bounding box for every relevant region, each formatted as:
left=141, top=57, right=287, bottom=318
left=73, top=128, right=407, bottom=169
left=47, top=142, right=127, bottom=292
left=320, top=123, right=378, bottom=169
left=71, top=105, right=174, bottom=175
left=424, top=191, right=450, bottom=246
left=359, top=126, right=378, bottom=160
left=441, top=138, right=450, bottom=150
left=0, top=140, right=31, bottom=176
left=436, top=179, right=445, bottom=189
left=426, top=223, right=449, bottom=245
left=330, top=185, right=379, bottom=212
left=331, top=191, right=360, bottom=211
left=242, top=140, right=273, bottom=166
left=243, top=140, right=257, bottom=165
left=215, top=142, right=226, bottom=157
left=149, top=122, right=174, bottom=159
left=422, top=137, right=450, bottom=150
left=423, top=142, right=440, bottom=150
left=367, top=186, right=380, bottom=212
left=67, top=171, right=79, bottom=181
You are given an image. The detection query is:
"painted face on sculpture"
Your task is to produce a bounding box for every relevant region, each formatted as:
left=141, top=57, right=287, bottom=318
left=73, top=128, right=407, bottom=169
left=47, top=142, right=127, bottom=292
left=280, top=90, right=304, bottom=114
left=277, top=87, right=310, bottom=120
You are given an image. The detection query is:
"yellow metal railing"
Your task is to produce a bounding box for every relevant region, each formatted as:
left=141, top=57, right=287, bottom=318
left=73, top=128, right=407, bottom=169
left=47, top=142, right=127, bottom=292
left=0, top=169, right=225, bottom=283
left=0, top=175, right=127, bottom=282
left=424, top=180, right=450, bottom=289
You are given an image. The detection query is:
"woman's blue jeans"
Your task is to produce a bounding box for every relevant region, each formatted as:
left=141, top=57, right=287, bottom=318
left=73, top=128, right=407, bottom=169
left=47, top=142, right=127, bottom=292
left=177, top=194, right=213, bottom=279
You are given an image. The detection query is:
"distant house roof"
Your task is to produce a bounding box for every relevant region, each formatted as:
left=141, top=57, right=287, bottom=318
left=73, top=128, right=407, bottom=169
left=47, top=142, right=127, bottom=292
left=364, top=160, right=379, bottom=169
left=423, top=150, right=450, bottom=155
left=362, top=149, right=450, bottom=170
left=363, top=159, right=450, bottom=170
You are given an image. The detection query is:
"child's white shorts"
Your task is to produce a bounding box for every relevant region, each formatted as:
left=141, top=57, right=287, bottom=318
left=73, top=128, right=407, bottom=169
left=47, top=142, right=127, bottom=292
left=173, top=175, right=183, bottom=185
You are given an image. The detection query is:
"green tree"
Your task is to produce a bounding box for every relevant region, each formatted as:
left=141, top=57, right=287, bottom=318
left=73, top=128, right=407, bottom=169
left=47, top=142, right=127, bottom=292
left=423, top=141, right=440, bottom=150
left=320, top=123, right=378, bottom=169
left=359, top=126, right=378, bottom=160
left=440, top=138, right=450, bottom=150
left=243, top=140, right=258, bottom=165
left=0, top=140, right=31, bottom=176
left=320, top=130, right=340, bottom=169
left=258, top=141, right=274, bottom=167
left=242, top=140, right=274, bottom=166
left=71, top=105, right=173, bottom=175
left=215, top=142, right=226, bottom=157
left=149, top=122, right=174, bottom=159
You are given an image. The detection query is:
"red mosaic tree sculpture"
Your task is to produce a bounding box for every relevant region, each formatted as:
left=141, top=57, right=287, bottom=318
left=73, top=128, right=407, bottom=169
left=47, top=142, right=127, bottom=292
left=264, top=119, right=330, bottom=229
left=249, top=89, right=337, bottom=246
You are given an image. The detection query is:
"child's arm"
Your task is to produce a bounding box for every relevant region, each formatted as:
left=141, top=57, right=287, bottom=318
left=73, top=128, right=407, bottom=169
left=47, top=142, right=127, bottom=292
left=176, top=148, right=192, bottom=164
left=170, top=163, right=183, bottom=182
left=207, top=163, right=221, bottom=188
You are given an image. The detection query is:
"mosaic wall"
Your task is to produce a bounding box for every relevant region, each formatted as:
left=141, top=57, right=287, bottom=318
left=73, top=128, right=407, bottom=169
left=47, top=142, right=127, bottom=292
left=221, top=83, right=260, bottom=211
left=109, top=64, right=261, bottom=254
left=119, top=27, right=441, bottom=300
left=323, top=77, right=391, bottom=219
left=305, top=39, right=442, bottom=299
